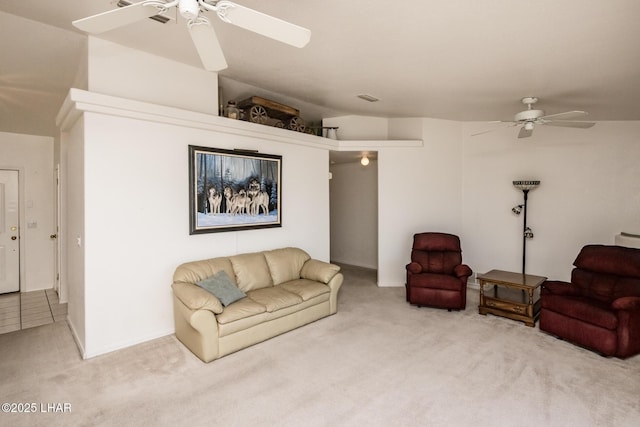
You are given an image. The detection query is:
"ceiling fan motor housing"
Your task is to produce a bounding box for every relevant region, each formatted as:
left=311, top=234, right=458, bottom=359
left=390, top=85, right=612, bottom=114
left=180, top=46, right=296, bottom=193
left=179, top=0, right=201, bottom=20
left=514, top=109, right=545, bottom=122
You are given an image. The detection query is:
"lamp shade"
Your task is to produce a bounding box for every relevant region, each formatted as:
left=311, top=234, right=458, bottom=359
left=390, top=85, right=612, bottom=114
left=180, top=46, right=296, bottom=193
left=513, top=180, right=540, bottom=191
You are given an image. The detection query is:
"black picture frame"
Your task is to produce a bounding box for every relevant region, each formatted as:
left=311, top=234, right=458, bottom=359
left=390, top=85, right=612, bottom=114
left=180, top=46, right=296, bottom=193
left=189, top=145, right=282, bottom=234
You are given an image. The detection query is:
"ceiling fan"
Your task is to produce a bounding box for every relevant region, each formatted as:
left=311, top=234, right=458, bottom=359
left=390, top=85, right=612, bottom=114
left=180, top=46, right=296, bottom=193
left=72, top=0, right=311, bottom=72
left=473, top=97, right=596, bottom=139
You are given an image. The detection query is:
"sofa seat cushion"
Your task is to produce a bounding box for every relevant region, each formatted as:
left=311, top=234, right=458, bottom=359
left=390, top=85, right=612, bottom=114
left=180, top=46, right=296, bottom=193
left=247, top=287, right=303, bottom=312
left=542, top=295, right=618, bottom=330
left=217, top=292, right=330, bottom=338
left=279, top=279, right=331, bottom=301
left=216, top=298, right=267, bottom=325
left=409, top=273, right=462, bottom=291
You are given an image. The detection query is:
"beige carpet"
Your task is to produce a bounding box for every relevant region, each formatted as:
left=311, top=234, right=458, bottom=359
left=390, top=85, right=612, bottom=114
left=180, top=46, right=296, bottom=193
left=1, top=264, right=639, bottom=427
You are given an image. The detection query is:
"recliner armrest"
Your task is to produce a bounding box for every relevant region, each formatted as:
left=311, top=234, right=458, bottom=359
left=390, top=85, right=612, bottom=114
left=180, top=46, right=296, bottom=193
left=541, top=280, right=581, bottom=296
left=406, top=262, right=422, bottom=274
left=454, top=264, right=472, bottom=278
left=612, top=296, right=640, bottom=311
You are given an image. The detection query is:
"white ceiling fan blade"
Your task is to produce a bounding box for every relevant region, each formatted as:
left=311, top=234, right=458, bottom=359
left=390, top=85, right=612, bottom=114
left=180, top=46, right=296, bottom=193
left=471, top=128, right=499, bottom=137
left=215, top=1, right=311, bottom=48
left=188, top=18, right=228, bottom=71
left=518, top=126, right=533, bottom=139
left=73, top=1, right=161, bottom=34
left=540, top=110, right=589, bottom=121
left=471, top=122, right=517, bottom=136
left=543, top=120, right=596, bottom=129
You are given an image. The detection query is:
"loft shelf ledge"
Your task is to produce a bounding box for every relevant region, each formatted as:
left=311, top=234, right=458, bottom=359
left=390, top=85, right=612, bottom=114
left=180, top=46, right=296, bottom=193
left=333, top=139, right=423, bottom=150
left=56, top=89, right=423, bottom=150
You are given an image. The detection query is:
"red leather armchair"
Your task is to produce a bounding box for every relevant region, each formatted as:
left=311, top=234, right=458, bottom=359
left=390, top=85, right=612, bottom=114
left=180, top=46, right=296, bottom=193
left=405, top=232, right=473, bottom=310
left=540, top=245, right=640, bottom=358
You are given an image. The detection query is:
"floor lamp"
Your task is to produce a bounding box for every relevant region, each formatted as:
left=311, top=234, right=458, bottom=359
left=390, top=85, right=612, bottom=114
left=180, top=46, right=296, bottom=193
left=512, top=180, right=540, bottom=275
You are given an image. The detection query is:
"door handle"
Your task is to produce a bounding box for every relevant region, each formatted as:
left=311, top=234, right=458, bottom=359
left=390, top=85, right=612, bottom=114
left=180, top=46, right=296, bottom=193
left=50, top=234, right=58, bottom=239
left=11, top=236, right=17, bottom=240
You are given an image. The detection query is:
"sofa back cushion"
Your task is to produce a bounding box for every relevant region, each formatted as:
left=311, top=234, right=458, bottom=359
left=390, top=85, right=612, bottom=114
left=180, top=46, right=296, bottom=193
left=264, top=247, right=311, bottom=285
left=571, top=245, right=640, bottom=302
left=173, top=257, right=236, bottom=286
left=229, top=252, right=273, bottom=292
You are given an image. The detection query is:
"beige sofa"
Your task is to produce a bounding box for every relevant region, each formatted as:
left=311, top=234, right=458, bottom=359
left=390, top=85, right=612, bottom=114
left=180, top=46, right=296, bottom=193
left=171, top=247, right=343, bottom=362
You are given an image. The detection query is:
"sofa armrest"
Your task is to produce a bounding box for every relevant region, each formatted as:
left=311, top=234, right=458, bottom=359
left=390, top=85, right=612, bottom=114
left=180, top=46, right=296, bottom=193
left=541, top=280, right=581, bottom=296
left=171, top=282, right=224, bottom=314
left=300, top=259, right=340, bottom=284
left=454, top=264, right=472, bottom=279
left=612, top=296, right=640, bottom=311
left=406, top=262, right=422, bottom=274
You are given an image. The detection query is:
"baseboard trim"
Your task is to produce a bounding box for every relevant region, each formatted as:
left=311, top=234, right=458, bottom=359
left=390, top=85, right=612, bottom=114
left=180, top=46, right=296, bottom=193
left=377, top=281, right=404, bottom=288
left=66, top=316, right=86, bottom=359
left=83, top=327, right=175, bottom=359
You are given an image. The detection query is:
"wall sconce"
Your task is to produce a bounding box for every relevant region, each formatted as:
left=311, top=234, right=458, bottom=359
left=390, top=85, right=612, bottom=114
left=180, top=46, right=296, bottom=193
left=512, top=180, right=540, bottom=274
left=360, top=154, right=369, bottom=166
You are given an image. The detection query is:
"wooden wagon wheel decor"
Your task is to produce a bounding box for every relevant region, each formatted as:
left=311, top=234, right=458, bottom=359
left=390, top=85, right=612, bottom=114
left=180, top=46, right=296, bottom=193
left=249, top=105, right=268, bottom=124
left=237, top=96, right=307, bottom=133
left=287, top=116, right=306, bottom=132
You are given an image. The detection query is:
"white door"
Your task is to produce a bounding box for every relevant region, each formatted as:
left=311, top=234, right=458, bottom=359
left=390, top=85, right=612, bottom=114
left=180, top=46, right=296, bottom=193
left=0, top=170, right=20, bottom=293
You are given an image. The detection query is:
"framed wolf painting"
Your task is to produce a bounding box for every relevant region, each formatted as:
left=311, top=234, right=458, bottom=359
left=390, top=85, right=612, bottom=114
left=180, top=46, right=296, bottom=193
left=189, top=145, right=282, bottom=234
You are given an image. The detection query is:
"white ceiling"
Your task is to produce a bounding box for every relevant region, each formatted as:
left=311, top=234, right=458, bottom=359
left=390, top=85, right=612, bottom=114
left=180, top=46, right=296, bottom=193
left=1, top=0, right=639, bottom=138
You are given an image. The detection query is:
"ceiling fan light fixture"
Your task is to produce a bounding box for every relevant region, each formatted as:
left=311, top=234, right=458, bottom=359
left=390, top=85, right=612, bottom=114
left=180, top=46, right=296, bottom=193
left=524, top=122, right=535, bottom=131
left=179, top=0, right=200, bottom=20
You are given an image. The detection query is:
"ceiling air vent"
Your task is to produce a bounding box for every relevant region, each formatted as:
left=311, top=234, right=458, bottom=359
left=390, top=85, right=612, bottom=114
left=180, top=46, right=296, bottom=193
left=357, top=94, right=380, bottom=103
left=116, top=0, right=171, bottom=24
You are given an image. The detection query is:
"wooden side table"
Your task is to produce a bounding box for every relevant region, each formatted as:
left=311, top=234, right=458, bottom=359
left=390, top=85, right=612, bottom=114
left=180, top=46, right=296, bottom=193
left=477, top=269, right=547, bottom=327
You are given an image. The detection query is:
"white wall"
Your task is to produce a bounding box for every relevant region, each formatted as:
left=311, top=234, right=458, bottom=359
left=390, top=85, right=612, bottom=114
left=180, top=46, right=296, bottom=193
left=329, top=160, right=378, bottom=268
left=462, top=121, right=640, bottom=282
left=61, top=118, right=85, bottom=349
left=378, top=119, right=464, bottom=286
left=88, top=37, right=219, bottom=116
left=0, top=132, right=55, bottom=292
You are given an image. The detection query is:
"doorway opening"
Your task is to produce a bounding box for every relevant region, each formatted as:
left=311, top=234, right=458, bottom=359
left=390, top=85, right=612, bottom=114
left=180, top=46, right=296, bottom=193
left=328, top=151, right=378, bottom=272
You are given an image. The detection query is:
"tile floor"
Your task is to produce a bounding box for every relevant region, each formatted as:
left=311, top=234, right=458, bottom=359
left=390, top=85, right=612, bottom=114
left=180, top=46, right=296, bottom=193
left=0, top=289, right=67, bottom=335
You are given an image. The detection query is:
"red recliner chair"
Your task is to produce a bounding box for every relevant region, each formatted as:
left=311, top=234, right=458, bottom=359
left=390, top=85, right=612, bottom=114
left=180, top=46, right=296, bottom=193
left=540, top=244, right=640, bottom=358
left=405, top=232, right=473, bottom=310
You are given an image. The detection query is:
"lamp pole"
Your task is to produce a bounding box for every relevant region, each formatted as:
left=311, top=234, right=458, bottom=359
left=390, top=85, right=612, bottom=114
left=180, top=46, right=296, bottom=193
left=513, top=180, right=540, bottom=276
left=521, top=189, right=529, bottom=275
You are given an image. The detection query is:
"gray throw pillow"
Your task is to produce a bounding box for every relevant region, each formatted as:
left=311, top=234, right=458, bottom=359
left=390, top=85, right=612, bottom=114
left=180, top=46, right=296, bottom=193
left=196, top=270, right=246, bottom=307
